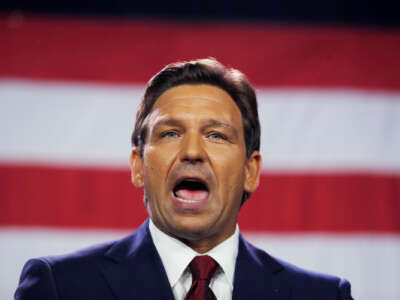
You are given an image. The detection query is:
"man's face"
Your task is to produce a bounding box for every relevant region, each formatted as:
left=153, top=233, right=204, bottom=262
left=130, top=84, right=261, bottom=252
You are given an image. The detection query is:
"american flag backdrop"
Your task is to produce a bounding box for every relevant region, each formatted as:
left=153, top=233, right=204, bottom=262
left=1, top=10, right=400, bottom=300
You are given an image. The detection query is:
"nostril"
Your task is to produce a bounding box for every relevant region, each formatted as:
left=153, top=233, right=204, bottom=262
left=182, top=157, right=203, bottom=164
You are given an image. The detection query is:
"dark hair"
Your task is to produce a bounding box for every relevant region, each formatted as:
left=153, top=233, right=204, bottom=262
left=132, top=58, right=260, bottom=159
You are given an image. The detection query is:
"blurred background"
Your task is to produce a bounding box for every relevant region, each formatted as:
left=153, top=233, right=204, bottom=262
left=1, top=1, right=400, bottom=299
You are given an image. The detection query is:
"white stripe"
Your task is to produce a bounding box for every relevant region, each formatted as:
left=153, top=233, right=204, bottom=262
left=0, top=79, right=141, bottom=167
left=1, top=228, right=399, bottom=300
left=1, top=79, right=400, bottom=171
left=258, top=88, right=400, bottom=172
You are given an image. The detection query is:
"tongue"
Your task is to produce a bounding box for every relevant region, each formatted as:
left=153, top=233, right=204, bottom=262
left=175, top=189, right=209, bottom=201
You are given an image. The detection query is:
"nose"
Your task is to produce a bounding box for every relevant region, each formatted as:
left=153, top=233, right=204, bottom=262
left=179, top=131, right=206, bottom=164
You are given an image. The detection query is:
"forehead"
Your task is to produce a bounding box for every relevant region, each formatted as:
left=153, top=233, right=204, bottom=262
left=149, top=84, right=242, bottom=122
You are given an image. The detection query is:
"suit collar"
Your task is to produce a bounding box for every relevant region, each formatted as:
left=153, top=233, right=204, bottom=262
left=233, top=234, right=291, bottom=300
left=149, top=219, right=239, bottom=290
left=99, top=220, right=175, bottom=300
left=98, top=220, right=291, bottom=300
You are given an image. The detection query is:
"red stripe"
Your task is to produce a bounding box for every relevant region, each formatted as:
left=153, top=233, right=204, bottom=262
left=1, top=163, right=399, bottom=232
left=1, top=15, right=400, bottom=90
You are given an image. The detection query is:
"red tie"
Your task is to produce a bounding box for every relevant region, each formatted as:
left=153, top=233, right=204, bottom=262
left=184, top=255, right=218, bottom=300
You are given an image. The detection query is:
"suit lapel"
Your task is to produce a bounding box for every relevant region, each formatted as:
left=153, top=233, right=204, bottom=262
left=99, top=220, right=175, bottom=300
left=233, top=234, right=291, bottom=300
left=97, top=222, right=292, bottom=300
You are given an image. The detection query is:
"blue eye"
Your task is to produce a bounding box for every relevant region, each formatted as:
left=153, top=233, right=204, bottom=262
left=208, top=132, right=226, bottom=140
left=161, top=131, right=179, bottom=139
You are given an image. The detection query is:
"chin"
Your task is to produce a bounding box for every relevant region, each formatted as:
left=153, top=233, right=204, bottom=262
left=170, top=216, right=215, bottom=240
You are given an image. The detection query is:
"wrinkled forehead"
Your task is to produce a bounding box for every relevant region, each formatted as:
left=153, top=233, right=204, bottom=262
left=144, top=84, right=243, bottom=126
left=154, top=84, right=233, bottom=105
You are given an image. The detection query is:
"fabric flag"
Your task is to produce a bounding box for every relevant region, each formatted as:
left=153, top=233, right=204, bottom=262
left=1, top=15, right=400, bottom=300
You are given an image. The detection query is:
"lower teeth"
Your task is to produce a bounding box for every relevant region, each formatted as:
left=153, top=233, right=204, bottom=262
left=176, top=197, right=199, bottom=203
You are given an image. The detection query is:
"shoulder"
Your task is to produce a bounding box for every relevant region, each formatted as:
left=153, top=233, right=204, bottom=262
left=274, top=255, right=352, bottom=297
left=15, top=239, right=118, bottom=300
left=238, top=237, right=353, bottom=299
left=40, top=241, right=118, bottom=269
left=19, top=219, right=150, bottom=276
left=15, top=221, right=151, bottom=300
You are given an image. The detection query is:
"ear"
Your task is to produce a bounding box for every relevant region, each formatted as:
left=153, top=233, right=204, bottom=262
left=244, top=151, right=262, bottom=193
left=130, top=148, right=144, bottom=188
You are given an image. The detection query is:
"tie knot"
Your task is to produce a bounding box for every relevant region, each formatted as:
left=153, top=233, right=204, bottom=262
left=189, top=255, right=218, bottom=281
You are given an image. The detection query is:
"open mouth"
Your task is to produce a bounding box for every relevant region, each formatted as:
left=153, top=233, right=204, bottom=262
left=173, top=178, right=209, bottom=203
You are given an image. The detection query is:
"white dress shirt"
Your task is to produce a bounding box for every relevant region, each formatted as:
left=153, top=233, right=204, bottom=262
left=149, top=220, right=239, bottom=300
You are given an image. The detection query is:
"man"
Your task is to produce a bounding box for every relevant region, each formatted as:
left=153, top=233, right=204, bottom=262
left=15, top=58, right=353, bottom=299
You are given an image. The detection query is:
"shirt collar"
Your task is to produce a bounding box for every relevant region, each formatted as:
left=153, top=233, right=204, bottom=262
left=149, top=219, right=239, bottom=289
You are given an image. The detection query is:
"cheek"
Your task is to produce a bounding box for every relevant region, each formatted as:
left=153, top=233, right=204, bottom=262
left=142, top=146, right=177, bottom=196
left=144, top=146, right=173, bottom=172
left=215, top=157, right=246, bottom=197
left=211, top=146, right=246, bottom=172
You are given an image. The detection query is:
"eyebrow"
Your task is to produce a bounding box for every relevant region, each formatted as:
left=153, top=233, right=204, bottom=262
left=152, top=118, right=184, bottom=132
left=203, top=119, right=239, bottom=138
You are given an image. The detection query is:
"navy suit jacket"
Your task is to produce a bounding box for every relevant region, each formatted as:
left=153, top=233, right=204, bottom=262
left=15, top=220, right=353, bottom=299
